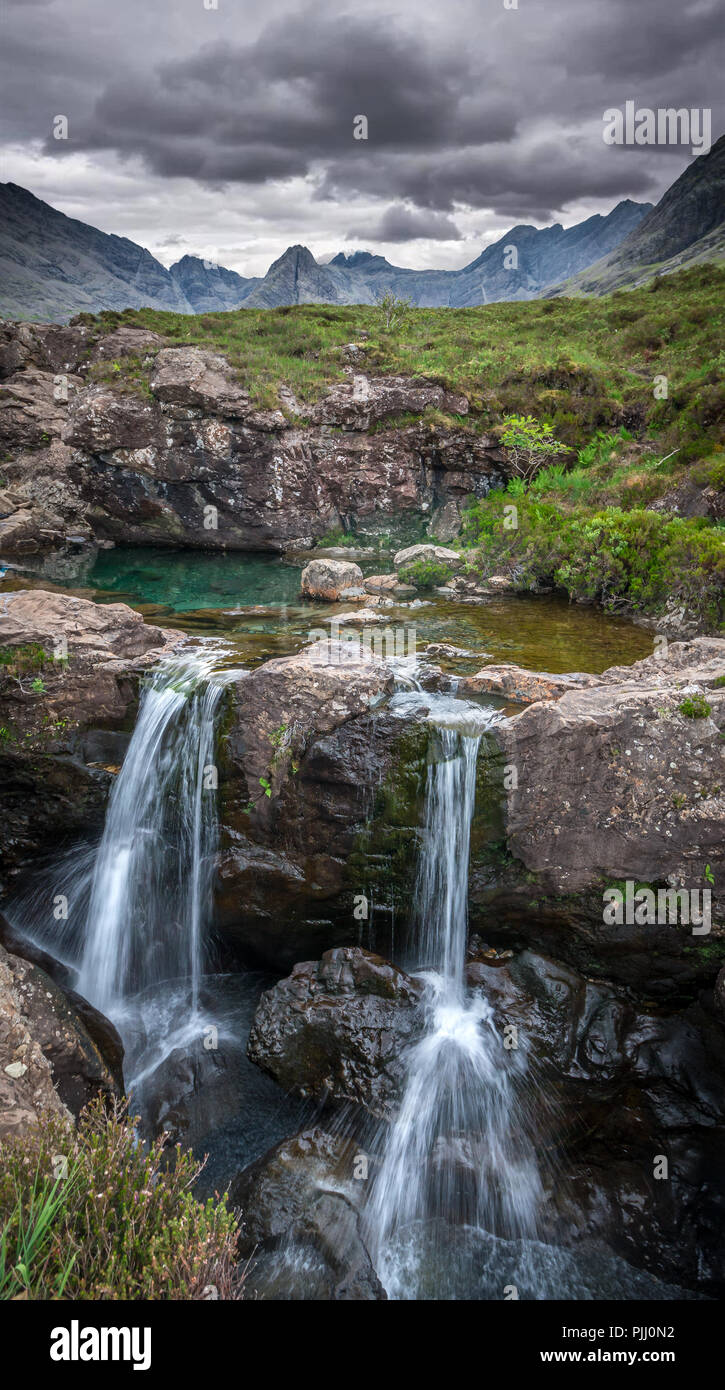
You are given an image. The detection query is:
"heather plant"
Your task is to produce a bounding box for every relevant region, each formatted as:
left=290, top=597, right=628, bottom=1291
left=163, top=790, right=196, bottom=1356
left=0, top=1101, right=241, bottom=1300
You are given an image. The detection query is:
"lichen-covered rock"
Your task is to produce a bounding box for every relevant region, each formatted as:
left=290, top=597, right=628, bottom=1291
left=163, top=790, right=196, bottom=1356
left=494, top=638, right=725, bottom=895
left=0, top=941, right=123, bottom=1139
left=309, top=373, right=468, bottom=431
left=300, top=557, right=364, bottom=601
left=393, top=543, right=463, bottom=570
left=248, top=947, right=425, bottom=1118
left=0, top=943, right=72, bottom=1141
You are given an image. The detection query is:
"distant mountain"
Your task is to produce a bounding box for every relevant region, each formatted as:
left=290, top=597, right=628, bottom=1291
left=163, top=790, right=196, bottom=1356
left=168, top=254, right=260, bottom=313
left=0, top=180, right=654, bottom=322
left=243, top=201, right=652, bottom=310
left=549, top=134, right=725, bottom=296
left=0, top=183, right=258, bottom=321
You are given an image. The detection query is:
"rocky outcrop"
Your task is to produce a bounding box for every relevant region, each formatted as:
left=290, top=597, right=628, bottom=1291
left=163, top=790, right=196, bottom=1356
left=0, top=589, right=181, bottom=881
left=248, top=947, right=425, bottom=1118
left=300, top=557, right=364, bottom=601
left=472, top=638, right=725, bottom=989
left=229, top=1127, right=385, bottom=1300
left=0, top=321, right=509, bottom=553
left=0, top=941, right=122, bottom=1140
left=217, top=639, right=430, bottom=968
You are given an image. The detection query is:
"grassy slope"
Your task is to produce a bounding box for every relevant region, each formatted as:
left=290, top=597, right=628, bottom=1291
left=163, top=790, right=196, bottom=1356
left=76, top=264, right=725, bottom=628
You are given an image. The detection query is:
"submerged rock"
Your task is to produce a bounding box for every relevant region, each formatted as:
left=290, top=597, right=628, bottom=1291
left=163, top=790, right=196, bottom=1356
left=461, top=663, right=598, bottom=703
left=248, top=947, right=425, bottom=1119
left=229, top=1127, right=385, bottom=1300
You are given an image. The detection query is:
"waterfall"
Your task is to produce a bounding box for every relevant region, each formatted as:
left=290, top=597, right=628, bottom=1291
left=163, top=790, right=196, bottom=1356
left=367, top=696, right=543, bottom=1299
left=77, top=650, right=226, bottom=1019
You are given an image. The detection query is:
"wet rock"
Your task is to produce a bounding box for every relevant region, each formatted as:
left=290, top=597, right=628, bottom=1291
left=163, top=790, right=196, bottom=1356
left=468, top=946, right=725, bottom=1292
left=248, top=947, right=425, bottom=1118
left=0, top=942, right=121, bottom=1136
left=461, top=663, right=599, bottom=703
left=300, top=557, right=364, bottom=601
left=229, top=1127, right=385, bottom=1300
left=217, top=641, right=427, bottom=967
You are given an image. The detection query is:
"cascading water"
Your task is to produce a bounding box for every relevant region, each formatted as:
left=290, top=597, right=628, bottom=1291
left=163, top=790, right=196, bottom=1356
left=77, top=650, right=226, bottom=1020
left=366, top=695, right=543, bottom=1299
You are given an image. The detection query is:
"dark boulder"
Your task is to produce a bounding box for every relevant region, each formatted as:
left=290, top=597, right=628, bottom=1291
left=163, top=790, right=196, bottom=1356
left=229, top=1127, right=385, bottom=1300
left=248, top=947, right=425, bottom=1120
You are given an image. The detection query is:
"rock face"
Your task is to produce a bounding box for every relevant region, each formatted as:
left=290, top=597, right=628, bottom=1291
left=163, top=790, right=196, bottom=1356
left=248, top=947, right=425, bottom=1118
left=218, top=639, right=429, bottom=968
left=0, top=589, right=180, bottom=882
left=300, top=557, right=364, bottom=601
left=229, top=1127, right=385, bottom=1300
left=0, top=942, right=122, bottom=1140
left=473, top=638, right=725, bottom=989
left=0, top=321, right=509, bottom=552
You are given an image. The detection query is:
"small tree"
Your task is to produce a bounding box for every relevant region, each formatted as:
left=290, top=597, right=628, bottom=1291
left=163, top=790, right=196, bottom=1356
left=375, top=288, right=411, bottom=332
left=501, top=414, right=565, bottom=482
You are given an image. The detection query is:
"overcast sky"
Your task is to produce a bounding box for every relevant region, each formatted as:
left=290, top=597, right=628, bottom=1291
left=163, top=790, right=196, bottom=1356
left=1, top=0, right=722, bottom=276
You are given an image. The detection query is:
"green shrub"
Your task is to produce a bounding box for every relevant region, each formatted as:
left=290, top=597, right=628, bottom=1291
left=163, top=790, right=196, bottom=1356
left=461, top=494, right=725, bottom=629
left=398, top=557, right=454, bottom=589
left=679, top=693, right=712, bottom=719
left=500, top=413, right=566, bottom=481
left=0, top=1102, right=241, bottom=1300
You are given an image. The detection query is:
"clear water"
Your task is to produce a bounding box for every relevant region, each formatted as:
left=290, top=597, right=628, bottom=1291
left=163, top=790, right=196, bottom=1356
left=2, top=544, right=654, bottom=676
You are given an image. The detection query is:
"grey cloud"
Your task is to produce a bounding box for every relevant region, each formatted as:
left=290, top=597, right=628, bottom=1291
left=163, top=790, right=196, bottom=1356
left=347, top=204, right=462, bottom=242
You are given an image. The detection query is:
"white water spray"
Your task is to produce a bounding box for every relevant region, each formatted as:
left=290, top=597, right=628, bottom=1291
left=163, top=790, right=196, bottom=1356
left=367, top=696, right=543, bottom=1297
left=77, top=649, right=227, bottom=1018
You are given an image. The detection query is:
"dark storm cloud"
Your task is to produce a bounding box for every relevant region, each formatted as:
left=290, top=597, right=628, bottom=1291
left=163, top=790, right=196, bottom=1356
left=1, top=0, right=722, bottom=241
left=42, top=12, right=517, bottom=183
left=347, top=204, right=462, bottom=242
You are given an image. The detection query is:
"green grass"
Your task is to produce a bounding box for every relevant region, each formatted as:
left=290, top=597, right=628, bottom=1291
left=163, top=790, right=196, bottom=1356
left=71, top=265, right=725, bottom=627
left=73, top=264, right=725, bottom=456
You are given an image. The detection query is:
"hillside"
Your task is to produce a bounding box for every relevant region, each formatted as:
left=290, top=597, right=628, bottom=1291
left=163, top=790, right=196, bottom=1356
left=550, top=133, right=725, bottom=296
left=0, top=183, right=258, bottom=321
